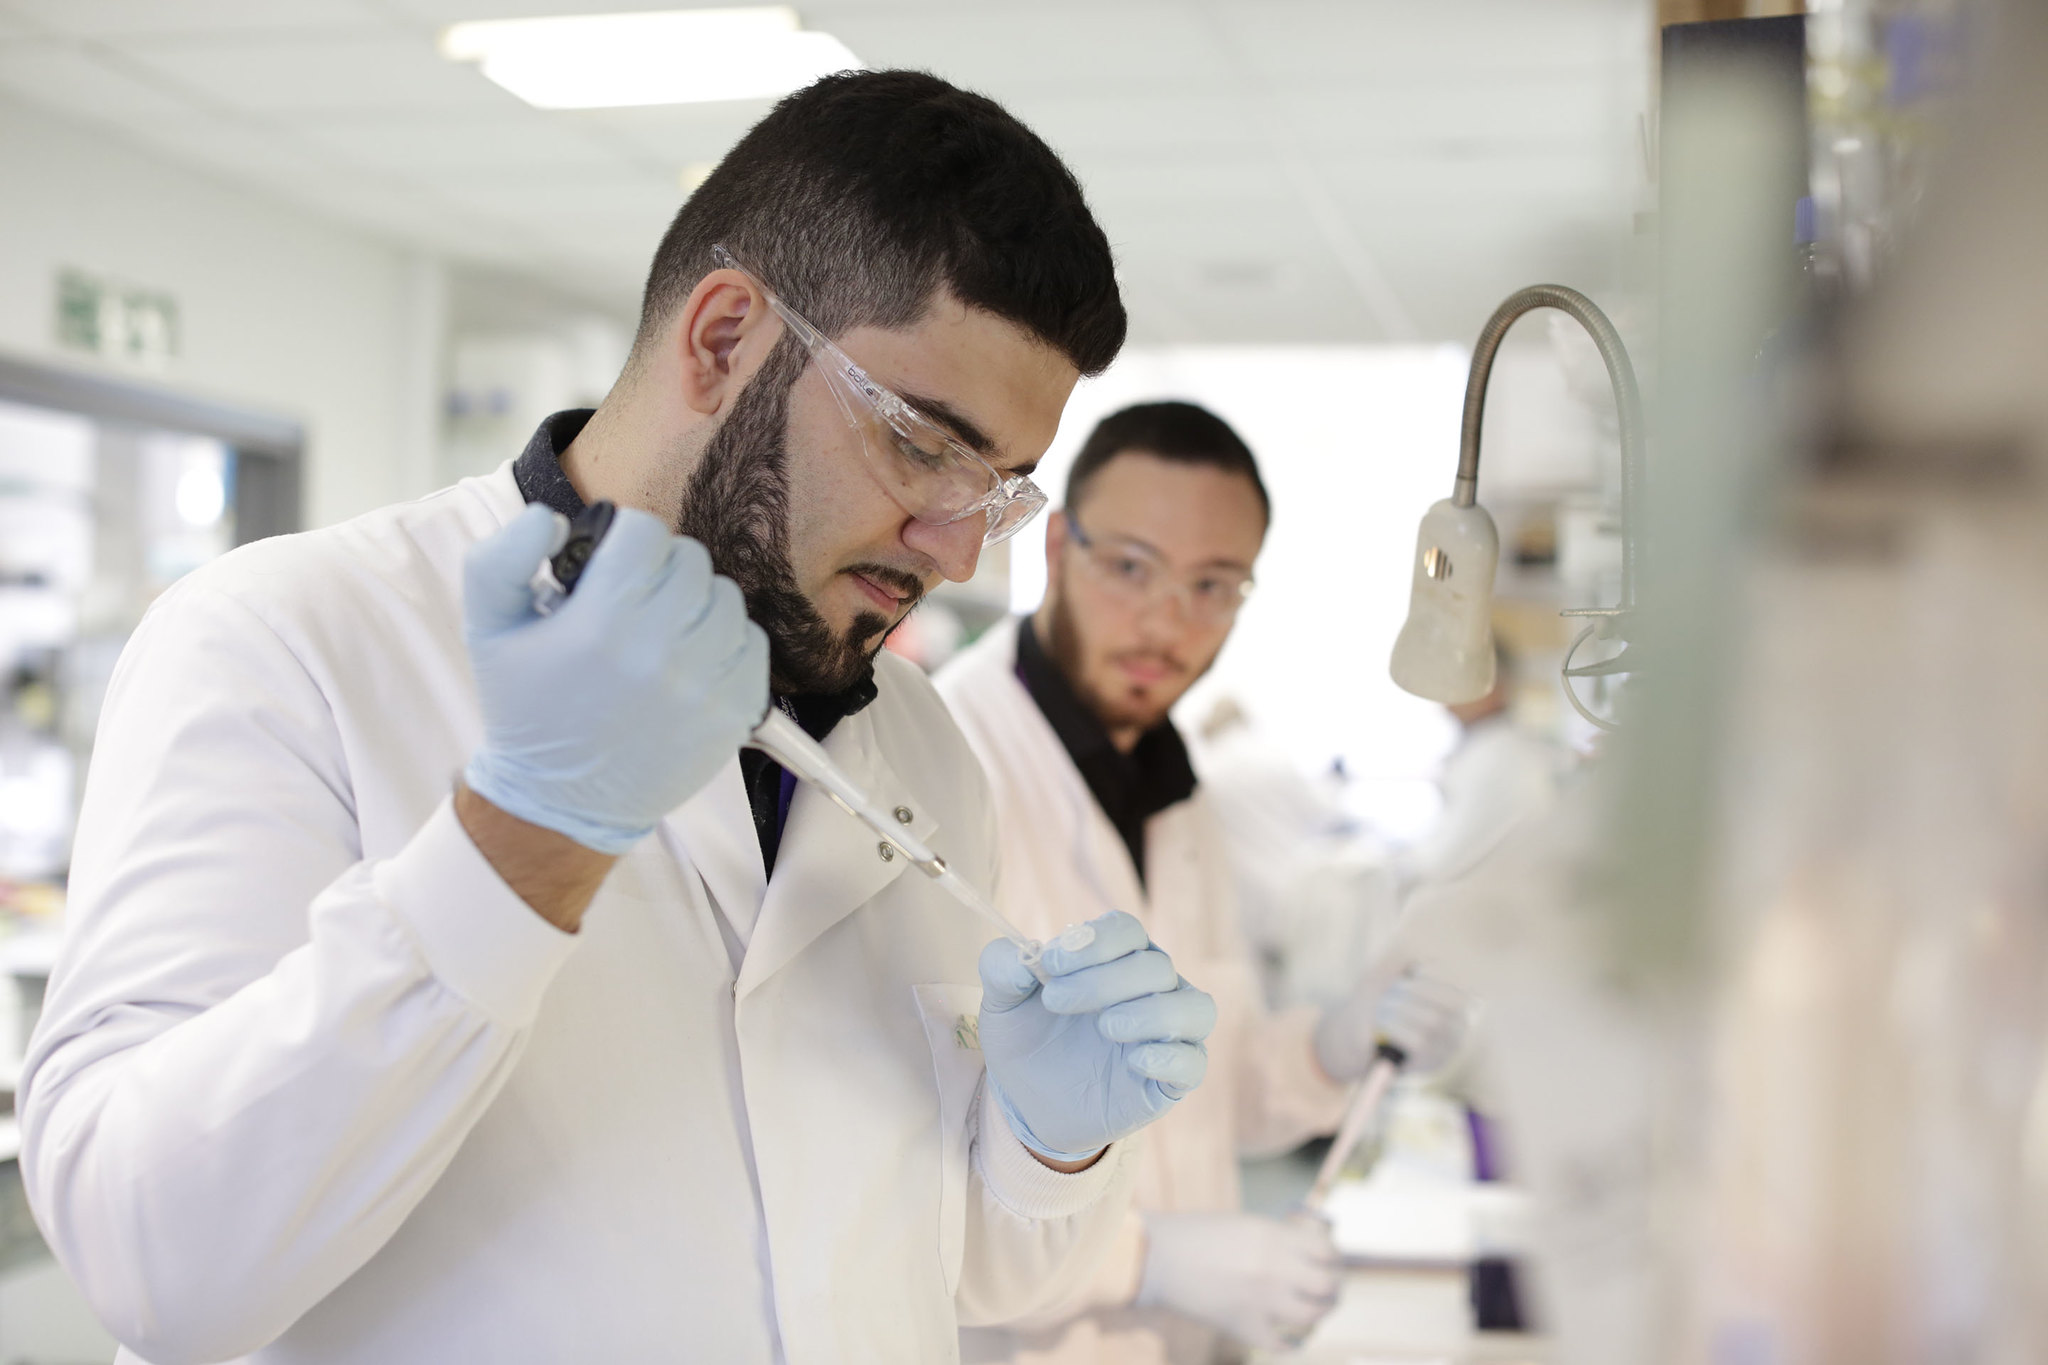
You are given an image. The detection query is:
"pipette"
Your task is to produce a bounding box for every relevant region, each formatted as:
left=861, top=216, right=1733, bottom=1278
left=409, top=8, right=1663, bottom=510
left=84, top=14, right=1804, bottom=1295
left=1305, top=971, right=1480, bottom=1211
left=530, top=501, right=1090, bottom=976
left=1302, top=1042, right=1406, bottom=1213
left=747, top=705, right=1062, bottom=974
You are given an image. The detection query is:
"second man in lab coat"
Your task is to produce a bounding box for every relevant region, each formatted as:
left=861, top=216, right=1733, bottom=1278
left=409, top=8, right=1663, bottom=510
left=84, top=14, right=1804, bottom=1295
left=943, top=402, right=1467, bottom=1364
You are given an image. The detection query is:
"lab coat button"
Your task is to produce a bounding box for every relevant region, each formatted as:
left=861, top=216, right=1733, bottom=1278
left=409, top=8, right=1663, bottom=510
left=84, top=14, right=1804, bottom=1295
left=877, top=842, right=895, bottom=862
left=893, top=806, right=913, bottom=824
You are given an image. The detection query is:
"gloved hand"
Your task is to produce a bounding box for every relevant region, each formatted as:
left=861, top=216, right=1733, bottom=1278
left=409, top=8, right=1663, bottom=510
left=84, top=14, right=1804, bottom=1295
left=1135, top=1210, right=1341, bottom=1350
left=978, top=911, right=1216, bottom=1160
left=462, top=502, right=768, bottom=855
left=1314, top=960, right=1471, bottom=1082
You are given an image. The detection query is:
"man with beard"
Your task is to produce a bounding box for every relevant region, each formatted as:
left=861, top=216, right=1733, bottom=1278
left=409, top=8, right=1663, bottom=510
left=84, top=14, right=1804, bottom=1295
left=19, top=73, right=1215, bottom=1365
left=939, top=403, right=1469, bottom=1365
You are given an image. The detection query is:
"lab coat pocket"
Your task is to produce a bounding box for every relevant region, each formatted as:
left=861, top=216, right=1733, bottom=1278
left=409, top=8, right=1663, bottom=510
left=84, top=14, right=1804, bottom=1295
left=913, top=982, right=985, bottom=1299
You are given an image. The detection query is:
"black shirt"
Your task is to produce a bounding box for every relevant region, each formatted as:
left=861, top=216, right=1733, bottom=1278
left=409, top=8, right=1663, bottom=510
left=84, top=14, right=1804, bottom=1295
left=511, top=411, right=877, bottom=875
left=1012, top=616, right=1197, bottom=887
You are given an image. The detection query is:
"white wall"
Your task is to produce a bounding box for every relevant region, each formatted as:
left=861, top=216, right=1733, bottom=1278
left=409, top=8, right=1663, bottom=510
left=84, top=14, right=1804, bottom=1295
left=0, top=94, right=438, bottom=529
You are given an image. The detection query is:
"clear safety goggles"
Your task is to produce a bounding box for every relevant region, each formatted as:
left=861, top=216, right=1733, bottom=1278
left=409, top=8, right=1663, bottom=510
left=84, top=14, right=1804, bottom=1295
left=1065, top=513, right=1255, bottom=628
left=711, top=244, right=1048, bottom=547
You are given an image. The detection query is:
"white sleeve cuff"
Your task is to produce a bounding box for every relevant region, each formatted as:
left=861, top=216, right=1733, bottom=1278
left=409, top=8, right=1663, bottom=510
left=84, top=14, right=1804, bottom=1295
left=971, top=1078, right=1127, bottom=1221
left=374, top=797, right=579, bottom=1027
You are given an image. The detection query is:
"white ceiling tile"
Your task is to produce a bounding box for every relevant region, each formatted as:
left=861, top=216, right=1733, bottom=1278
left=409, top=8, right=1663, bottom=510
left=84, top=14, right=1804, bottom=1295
left=0, top=40, right=200, bottom=119
left=116, top=31, right=519, bottom=114
left=1069, top=153, right=1292, bottom=207
left=380, top=0, right=1031, bottom=22
left=283, top=175, right=546, bottom=259
left=4, top=0, right=388, bottom=39
left=831, top=5, right=1229, bottom=91
left=1203, top=0, right=1626, bottom=82
left=1317, top=149, right=1624, bottom=199
left=117, top=107, right=342, bottom=185
left=378, top=0, right=688, bottom=19
left=434, top=172, right=683, bottom=223
left=1102, top=205, right=1339, bottom=264
left=566, top=101, right=778, bottom=166
left=1268, top=77, right=1621, bottom=151
left=5, top=0, right=1654, bottom=345
left=293, top=110, right=640, bottom=175
left=1002, top=91, right=1263, bottom=158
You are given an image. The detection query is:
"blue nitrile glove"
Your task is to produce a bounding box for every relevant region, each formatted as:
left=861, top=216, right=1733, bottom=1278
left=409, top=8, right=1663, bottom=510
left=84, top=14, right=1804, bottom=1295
left=1314, top=961, right=1472, bottom=1081
left=978, top=911, right=1217, bottom=1160
left=461, top=502, right=769, bottom=855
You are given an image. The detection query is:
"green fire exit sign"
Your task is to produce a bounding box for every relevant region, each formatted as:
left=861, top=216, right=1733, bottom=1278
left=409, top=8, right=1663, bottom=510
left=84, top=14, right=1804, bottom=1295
left=55, top=267, right=180, bottom=367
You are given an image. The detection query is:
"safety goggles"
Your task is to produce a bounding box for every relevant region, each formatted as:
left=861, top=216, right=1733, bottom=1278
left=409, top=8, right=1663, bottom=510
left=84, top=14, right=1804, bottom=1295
left=1065, top=513, right=1255, bottom=628
left=711, top=244, right=1048, bottom=547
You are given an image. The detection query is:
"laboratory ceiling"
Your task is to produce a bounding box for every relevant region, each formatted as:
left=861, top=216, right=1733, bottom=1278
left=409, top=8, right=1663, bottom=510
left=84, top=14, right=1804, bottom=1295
left=0, top=0, right=1652, bottom=345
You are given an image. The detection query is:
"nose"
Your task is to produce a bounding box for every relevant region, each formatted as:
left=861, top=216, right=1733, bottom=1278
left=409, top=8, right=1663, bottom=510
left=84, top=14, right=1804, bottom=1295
left=1132, top=586, right=1196, bottom=645
left=902, top=514, right=984, bottom=584
left=1137, top=583, right=1193, bottom=625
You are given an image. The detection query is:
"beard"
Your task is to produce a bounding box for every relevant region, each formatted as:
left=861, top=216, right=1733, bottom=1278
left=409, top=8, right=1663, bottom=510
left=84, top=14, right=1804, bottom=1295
left=675, top=336, right=913, bottom=696
left=1042, top=590, right=1202, bottom=736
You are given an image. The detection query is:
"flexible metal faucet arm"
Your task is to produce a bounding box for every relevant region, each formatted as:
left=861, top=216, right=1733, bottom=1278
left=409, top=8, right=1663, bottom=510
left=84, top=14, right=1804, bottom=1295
left=1453, top=284, right=1645, bottom=608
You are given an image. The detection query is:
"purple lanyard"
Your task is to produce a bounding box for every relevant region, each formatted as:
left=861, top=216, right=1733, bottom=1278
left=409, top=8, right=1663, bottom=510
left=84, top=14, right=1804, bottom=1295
left=775, top=763, right=799, bottom=837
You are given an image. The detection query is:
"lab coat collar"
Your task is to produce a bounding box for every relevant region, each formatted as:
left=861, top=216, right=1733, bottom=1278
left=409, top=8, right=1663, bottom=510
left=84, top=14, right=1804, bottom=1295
left=734, top=703, right=939, bottom=1000
left=513, top=410, right=596, bottom=517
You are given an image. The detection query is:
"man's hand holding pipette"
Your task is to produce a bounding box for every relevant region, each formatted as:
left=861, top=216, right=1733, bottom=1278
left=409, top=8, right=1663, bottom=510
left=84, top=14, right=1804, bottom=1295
left=464, top=503, right=768, bottom=856
left=1313, top=959, right=1471, bottom=1083
left=455, top=504, right=767, bottom=929
left=1303, top=961, right=1474, bottom=1213
left=978, top=910, right=1216, bottom=1165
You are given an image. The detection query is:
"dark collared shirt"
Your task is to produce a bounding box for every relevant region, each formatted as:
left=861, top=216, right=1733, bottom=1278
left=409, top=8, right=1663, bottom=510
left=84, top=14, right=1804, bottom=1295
left=1012, top=615, right=1197, bottom=887
left=512, top=411, right=877, bottom=875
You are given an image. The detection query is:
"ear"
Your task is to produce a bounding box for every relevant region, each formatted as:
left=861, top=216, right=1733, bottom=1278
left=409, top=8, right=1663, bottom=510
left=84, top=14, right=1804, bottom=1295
left=674, top=269, right=779, bottom=417
left=1041, top=508, right=1069, bottom=591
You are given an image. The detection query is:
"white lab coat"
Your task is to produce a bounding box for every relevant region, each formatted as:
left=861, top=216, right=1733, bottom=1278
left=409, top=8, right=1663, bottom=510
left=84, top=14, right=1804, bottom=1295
left=19, top=466, right=1131, bottom=1365
left=1193, top=727, right=1403, bottom=1010
left=1398, top=714, right=1560, bottom=890
left=938, top=621, right=1347, bottom=1365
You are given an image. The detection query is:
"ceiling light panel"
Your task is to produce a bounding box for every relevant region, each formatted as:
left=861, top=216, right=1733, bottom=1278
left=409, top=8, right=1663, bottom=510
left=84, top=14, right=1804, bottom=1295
left=440, top=8, right=863, bottom=110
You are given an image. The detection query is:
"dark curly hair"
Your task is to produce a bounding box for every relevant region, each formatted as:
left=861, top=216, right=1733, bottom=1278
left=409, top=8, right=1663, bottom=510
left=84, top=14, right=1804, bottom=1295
left=630, top=69, right=1126, bottom=378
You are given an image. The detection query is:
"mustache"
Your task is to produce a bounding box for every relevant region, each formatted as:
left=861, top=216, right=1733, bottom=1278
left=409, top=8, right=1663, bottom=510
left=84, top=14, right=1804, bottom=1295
left=845, top=562, right=928, bottom=609
left=1110, top=648, right=1191, bottom=675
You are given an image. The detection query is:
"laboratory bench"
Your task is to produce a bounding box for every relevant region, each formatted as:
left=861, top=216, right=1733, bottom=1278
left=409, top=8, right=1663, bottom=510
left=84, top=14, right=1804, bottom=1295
left=1240, top=1095, right=1548, bottom=1365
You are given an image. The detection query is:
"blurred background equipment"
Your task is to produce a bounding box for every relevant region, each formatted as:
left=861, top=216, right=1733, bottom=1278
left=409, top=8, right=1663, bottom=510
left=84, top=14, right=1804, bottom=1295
left=1388, top=285, right=1644, bottom=727
left=0, top=355, right=300, bottom=1358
